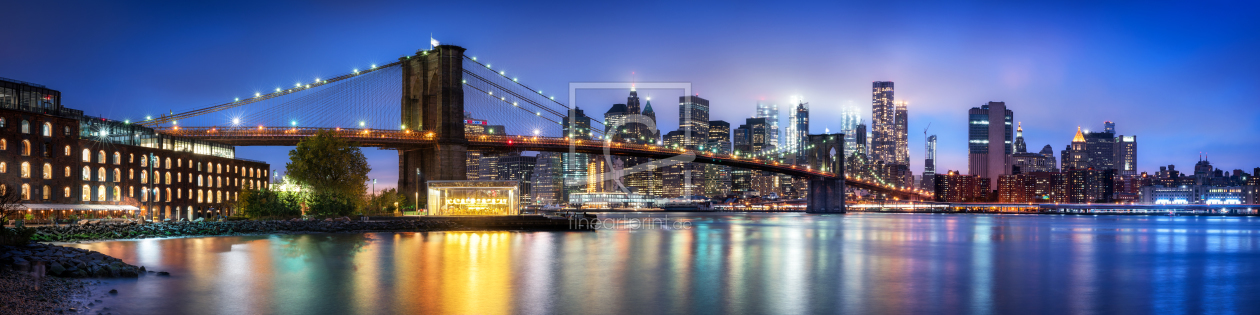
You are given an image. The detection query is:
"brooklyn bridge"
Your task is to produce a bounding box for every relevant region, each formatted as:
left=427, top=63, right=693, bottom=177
left=138, top=45, right=932, bottom=212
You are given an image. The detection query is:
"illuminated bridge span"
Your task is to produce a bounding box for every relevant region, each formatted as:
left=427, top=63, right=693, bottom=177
left=158, top=127, right=931, bottom=201
left=142, top=45, right=932, bottom=211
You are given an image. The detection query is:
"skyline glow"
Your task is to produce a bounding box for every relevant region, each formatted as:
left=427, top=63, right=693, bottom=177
left=2, top=0, right=1257, bottom=190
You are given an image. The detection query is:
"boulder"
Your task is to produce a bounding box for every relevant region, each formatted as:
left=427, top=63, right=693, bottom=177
left=78, top=219, right=91, bottom=225
left=48, top=262, right=66, bottom=276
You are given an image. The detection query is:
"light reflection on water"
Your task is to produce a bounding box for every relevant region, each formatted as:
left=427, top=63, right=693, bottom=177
left=68, top=213, right=1260, bottom=314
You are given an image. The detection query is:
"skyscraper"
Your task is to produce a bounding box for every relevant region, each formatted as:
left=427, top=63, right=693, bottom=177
left=840, top=106, right=861, bottom=157
left=871, top=81, right=895, bottom=163
left=755, top=100, right=780, bottom=150
left=922, top=134, right=937, bottom=190
left=784, top=100, right=809, bottom=163
left=1014, top=122, right=1027, bottom=153
left=1116, top=135, right=1137, bottom=176
left=531, top=152, right=563, bottom=205
left=497, top=154, right=537, bottom=204
left=967, top=101, right=1014, bottom=190
left=678, top=95, right=710, bottom=147
left=562, top=108, right=592, bottom=200
left=705, top=120, right=732, bottom=198
left=731, top=118, right=768, bottom=194
left=893, top=100, right=909, bottom=164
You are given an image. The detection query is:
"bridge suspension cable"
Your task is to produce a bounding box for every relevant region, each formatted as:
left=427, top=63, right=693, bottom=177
left=138, top=61, right=402, bottom=127
left=461, top=55, right=606, bottom=136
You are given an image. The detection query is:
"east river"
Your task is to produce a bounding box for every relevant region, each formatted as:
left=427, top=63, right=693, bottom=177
left=69, top=213, right=1260, bottom=314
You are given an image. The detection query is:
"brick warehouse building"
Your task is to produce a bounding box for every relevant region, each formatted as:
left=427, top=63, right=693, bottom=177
left=0, top=77, right=269, bottom=222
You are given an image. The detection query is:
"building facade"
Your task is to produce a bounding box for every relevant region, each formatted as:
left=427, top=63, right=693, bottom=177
left=967, top=102, right=1013, bottom=190
left=0, top=78, right=269, bottom=221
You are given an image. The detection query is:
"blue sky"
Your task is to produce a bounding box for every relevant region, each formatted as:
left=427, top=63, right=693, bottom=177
left=3, top=0, right=1257, bottom=189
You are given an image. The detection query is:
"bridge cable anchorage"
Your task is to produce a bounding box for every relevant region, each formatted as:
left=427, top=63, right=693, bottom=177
left=138, top=61, right=403, bottom=127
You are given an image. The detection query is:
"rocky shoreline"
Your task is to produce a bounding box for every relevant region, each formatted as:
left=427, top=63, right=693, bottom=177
left=1, top=243, right=147, bottom=279
left=0, top=269, right=96, bottom=315
left=30, top=218, right=458, bottom=243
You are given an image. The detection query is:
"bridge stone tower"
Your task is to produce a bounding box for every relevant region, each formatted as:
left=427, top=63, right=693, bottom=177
left=399, top=45, right=468, bottom=201
left=805, top=134, right=845, bottom=213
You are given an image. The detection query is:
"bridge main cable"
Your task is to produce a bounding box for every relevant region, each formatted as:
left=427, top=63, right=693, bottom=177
left=461, top=55, right=608, bottom=128
left=138, top=61, right=403, bottom=127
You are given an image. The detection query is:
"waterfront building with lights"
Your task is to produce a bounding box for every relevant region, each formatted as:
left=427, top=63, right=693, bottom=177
left=0, top=78, right=269, bottom=221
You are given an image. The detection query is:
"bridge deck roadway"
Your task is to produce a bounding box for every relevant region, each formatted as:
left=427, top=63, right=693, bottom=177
left=158, top=127, right=931, bottom=200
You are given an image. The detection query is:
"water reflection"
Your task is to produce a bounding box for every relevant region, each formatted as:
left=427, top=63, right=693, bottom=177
left=68, top=214, right=1260, bottom=314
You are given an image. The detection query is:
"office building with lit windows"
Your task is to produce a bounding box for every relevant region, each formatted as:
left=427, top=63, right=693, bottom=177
left=967, top=101, right=1013, bottom=190
left=0, top=78, right=270, bottom=222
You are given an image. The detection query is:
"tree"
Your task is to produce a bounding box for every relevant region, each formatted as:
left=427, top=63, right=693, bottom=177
left=366, top=188, right=411, bottom=215
left=285, top=130, right=371, bottom=205
left=0, top=183, right=26, bottom=226
left=307, top=191, right=356, bottom=217
left=0, top=182, right=34, bottom=246
left=238, top=187, right=303, bottom=218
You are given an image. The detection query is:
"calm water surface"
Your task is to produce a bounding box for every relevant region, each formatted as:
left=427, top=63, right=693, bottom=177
left=69, top=213, right=1260, bottom=314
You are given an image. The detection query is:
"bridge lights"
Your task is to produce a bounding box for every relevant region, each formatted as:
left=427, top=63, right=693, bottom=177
left=276, top=88, right=281, bottom=93
left=255, top=92, right=261, bottom=98
left=232, top=118, right=240, bottom=125
left=291, top=121, right=297, bottom=127
left=360, top=121, right=365, bottom=127
left=371, top=64, right=376, bottom=69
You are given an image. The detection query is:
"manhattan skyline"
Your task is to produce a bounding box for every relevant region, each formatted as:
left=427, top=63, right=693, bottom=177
left=2, top=1, right=1257, bottom=190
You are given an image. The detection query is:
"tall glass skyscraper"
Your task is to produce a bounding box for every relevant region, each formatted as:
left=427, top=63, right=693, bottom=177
left=784, top=100, right=809, bottom=162
left=871, top=81, right=895, bottom=163
left=755, top=101, right=780, bottom=151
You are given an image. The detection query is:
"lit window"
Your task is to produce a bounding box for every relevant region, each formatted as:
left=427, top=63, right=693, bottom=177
left=20, top=120, right=29, bottom=134
left=41, top=122, right=51, bottom=137
left=64, top=187, right=71, bottom=198
left=20, top=162, right=30, bottom=178
left=42, top=163, right=51, bottom=179
left=82, top=149, right=90, bottom=162
left=63, top=145, right=70, bottom=156
left=98, top=167, right=106, bottom=182
left=21, top=140, right=30, bottom=156
left=21, top=184, right=30, bottom=200
left=98, top=185, right=106, bottom=201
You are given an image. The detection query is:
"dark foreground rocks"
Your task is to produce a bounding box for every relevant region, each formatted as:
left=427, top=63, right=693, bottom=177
left=0, top=269, right=94, bottom=315
left=30, top=218, right=457, bottom=243
left=0, top=243, right=144, bottom=278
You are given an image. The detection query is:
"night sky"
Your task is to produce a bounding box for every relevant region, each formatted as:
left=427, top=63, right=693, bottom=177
left=3, top=0, right=1257, bottom=190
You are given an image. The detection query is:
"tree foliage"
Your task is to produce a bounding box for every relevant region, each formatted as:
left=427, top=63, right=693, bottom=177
left=366, top=188, right=411, bottom=215
left=307, top=191, right=356, bottom=217
left=0, top=182, right=26, bottom=226
left=238, top=187, right=303, bottom=218
left=285, top=130, right=371, bottom=205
